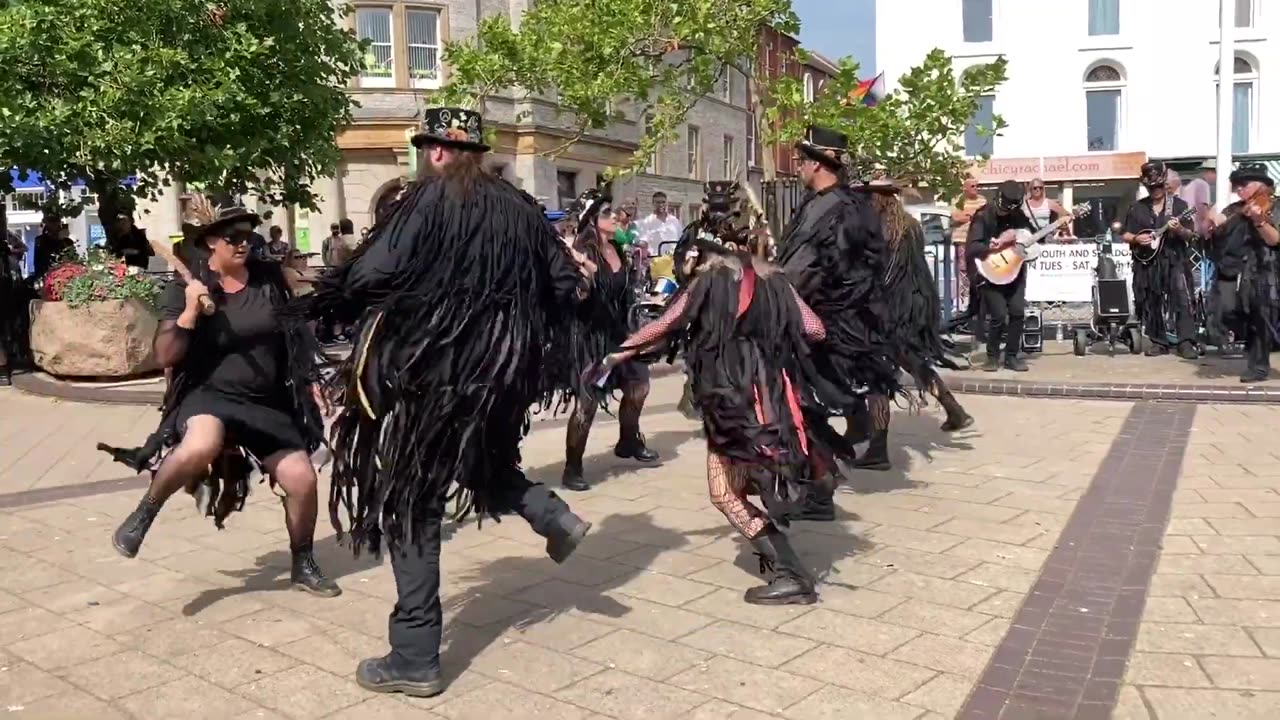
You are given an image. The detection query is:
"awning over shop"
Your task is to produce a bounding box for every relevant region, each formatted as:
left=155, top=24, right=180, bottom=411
left=6, top=169, right=137, bottom=191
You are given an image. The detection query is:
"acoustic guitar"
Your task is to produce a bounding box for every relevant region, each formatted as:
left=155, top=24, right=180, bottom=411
left=1131, top=206, right=1197, bottom=265
left=977, top=203, right=1090, bottom=286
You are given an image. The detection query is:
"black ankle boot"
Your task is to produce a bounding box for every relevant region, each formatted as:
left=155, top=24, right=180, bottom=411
left=561, top=461, right=589, bottom=492
left=852, top=430, right=891, bottom=471
left=744, top=527, right=817, bottom=606
left=112, top=497, right=162, bottom=558
left=0, top=367, right=10, bottom=387
left=936, top=387, right=975, bottom=432
left=796, top=488, right=836, bottom=522
left=615, top=433, right=660, bottom=463
left=844, top=406, right=870, bottom=445
left=356, top=654, right=444, bottom=698
left=544, top=507, right=592, bottom=564
left=291, top=544, right=342, bottom=597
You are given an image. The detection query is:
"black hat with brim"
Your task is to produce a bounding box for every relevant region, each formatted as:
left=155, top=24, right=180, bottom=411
left=411, top=107, right=490, bottom=152
left=1229, top=163, right=1274, bottom=188
left=852, top=178, right=901, bottom=194
left=996, top=179, right=1024, bottom=210
left=795, top=126, right=847, bottom=170
left=199, top=207, right=261, bottom=241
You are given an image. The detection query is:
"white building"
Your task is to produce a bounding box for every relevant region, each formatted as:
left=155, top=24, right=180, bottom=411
left=875, top=0, right=1275, bottom=224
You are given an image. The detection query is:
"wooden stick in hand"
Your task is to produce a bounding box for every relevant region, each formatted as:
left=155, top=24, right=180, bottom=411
left=145, top=236, right=215, bottom=315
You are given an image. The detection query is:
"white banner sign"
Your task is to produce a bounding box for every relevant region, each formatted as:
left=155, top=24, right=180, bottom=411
left=1024, top=242, right=1133, bottom=303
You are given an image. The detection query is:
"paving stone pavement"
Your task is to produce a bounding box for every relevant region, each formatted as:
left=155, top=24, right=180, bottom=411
left=0, top=376, right=1277, bottom=719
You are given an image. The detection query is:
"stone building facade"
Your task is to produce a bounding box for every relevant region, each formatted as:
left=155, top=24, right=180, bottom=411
left=136, top=3, right=815, bottom=248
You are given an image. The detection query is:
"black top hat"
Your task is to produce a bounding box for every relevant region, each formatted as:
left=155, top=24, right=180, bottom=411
left=703, top=180, right=739, bottom=215
left=794, top=126, right=847, bottom=170
left=996, top=179, right=1024, bottom=211
left=197, top=206, right=261, bottom=240
left=1139, top=160, right=1168, bottom=188
left=571, top=188, right=613, bottom=234
left=411, top=107, right=489, bottom=152
left=1229, top=163, right=1274, bottom=188
left=852, top=177, right=901, bottom=195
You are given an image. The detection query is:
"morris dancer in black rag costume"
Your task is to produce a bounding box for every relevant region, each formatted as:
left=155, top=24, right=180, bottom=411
left=295, top=107, right=593, bottom=698
left=776, top=127, right=902, bottom=520
left=670, top=181, right=748, bottom=420
left=548, top=188, right=659, bottom=492
left=849, top=179, right=974, bottom=457
left=599, top=227, right=854, bottom=604
left=1204, top=163, right=1280, bottom=383
left=1123, top=160, right=1199, bottom=359
left=98, top=199, right=340, bottom=597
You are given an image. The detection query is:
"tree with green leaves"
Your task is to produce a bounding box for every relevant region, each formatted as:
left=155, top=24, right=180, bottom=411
left=437, top=0, right=797, bottom=177
left=767, top=50, right=1008, bottom=196
left=0, top=0, right=363, bottom=231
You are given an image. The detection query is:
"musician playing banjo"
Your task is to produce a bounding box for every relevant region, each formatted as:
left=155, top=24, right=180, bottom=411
left=1203, top=163, right=1280, bottom=383
left=967, top=180, right=1034, bottom=372
left=1122, top=160, right=1198, bottom=360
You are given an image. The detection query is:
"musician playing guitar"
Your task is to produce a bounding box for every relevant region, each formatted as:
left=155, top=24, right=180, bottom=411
left=1122, top=160, right=1198, bottom=359
left=967, top=180, right=1035, bottom=372
left=1203, top=163, right=1280, bottom=383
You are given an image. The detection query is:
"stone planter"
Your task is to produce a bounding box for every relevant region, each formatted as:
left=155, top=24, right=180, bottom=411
left=29, top=298, right=160, bottom=378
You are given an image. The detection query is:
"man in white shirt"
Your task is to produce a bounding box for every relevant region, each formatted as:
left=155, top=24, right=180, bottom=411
left=635, top=191, right=685, bottom=254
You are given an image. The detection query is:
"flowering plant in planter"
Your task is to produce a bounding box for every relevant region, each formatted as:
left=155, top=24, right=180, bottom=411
left=41, top=249, right=160, bottom=308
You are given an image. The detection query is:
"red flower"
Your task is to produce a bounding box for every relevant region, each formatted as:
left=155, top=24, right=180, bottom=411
left=113, top=264, right=127, bottom=279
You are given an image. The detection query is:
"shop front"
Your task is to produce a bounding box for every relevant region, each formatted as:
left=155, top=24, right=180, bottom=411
left=969, top=151, right=1148, bottom=237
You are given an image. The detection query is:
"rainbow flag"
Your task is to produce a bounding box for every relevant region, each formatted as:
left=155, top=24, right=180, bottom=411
left=848, top=72, right=885, bottom=107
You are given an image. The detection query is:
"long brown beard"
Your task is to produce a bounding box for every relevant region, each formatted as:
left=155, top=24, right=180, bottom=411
left=869, top=192, right=908, bottom=250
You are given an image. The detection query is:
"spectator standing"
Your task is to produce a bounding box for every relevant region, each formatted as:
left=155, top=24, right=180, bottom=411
left=635, top=191, right=684, bottom=254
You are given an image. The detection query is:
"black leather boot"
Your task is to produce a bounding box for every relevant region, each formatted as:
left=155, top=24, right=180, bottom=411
left=796, top=487, right=835, bottom=522
left=291, top=543, right=342, bottom=597
left=936, top=386, right=975, bottom=432
left=561, top=461, right=589, bottom=492
left=112, top=497, right=162, bottom=558
left=356, top=654, right=444, bottom=698
left=544, top=509, right=592, bottom=564
left=852, top=430, right=891, bottom=471
left=615, top=433, right=660, bottom=463
left=744, top=526, right=817, bottom=606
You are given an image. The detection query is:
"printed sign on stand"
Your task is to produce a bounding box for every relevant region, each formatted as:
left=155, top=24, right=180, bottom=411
left=1025, top=242, right=1132, bottom=303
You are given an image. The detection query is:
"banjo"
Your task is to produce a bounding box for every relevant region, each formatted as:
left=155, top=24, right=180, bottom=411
left=976, top=203, right=1090, bottom=286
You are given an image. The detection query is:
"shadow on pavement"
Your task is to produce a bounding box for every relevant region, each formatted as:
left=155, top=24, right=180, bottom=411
left=180, top=540, right=383, bottom=616
left=430, top=512, right=681, bottom=689
left=523, top=427, right=692, bottom=493
left=838, top=405, right=976, bottom=497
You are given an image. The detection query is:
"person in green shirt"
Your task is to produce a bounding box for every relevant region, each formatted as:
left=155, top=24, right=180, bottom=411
left=613, top=207, right=638, bottom=248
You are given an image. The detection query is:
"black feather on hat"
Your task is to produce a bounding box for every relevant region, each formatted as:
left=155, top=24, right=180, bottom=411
left=1229, top=163, right=1274, bottom=188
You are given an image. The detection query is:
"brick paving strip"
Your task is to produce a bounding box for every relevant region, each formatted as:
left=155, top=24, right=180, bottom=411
left=949, top=377, right=1280, bottom=404
left=958, top=401, right=1196, bottom=720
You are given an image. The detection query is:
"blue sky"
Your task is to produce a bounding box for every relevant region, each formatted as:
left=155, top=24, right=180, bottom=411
left=793, top=0, right=876, bottom=73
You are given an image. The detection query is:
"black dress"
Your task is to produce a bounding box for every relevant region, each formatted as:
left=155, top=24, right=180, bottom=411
left=157, top=275, right=309, bottom=460
left=98, top=262, right=324, bottom=527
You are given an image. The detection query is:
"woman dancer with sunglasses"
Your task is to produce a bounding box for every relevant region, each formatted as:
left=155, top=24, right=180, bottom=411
left=99, top=198, right=339, bottom=597
left=597, top=229, right=854, bottom=605
left=547, top=188, right=659, bottom=492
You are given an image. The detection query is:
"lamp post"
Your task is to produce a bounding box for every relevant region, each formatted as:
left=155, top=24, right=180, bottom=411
left=1216, top=0, right=1234, bottom=208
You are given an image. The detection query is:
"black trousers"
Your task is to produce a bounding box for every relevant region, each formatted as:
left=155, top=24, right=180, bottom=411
left=1216, top=279, right=1272, bottom=373
left=387, top=474, right=568, bottom=667
left=980, top=272, right=1027, bottom=358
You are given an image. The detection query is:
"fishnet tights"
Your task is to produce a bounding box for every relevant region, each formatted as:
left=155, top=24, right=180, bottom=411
left=866, top=394, right=891, bottom=431
left=706, top=452, right=768, bottom=539
left=565, top=380, right=650, bottom=467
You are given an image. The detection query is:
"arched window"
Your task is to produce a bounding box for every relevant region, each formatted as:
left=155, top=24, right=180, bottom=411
left=1217, top=54, right=1259, bottom=154
left=803, top=72, right=815, bottom=102
left=1083, top=62, right=1125, bottom=151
